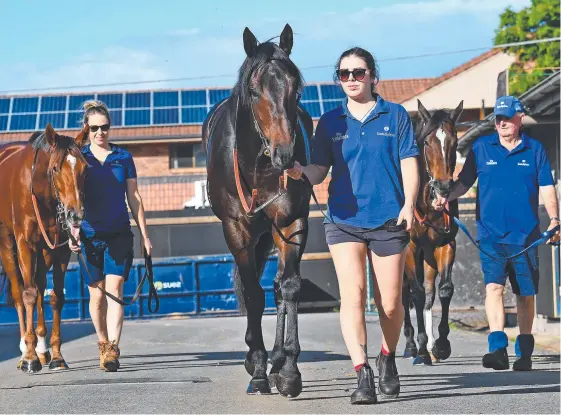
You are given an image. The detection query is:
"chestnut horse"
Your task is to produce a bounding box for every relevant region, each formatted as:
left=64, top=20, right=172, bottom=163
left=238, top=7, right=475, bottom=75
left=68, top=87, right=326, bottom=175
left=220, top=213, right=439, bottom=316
left=0, top=123, right=88, bottom=373
left=202, top=24, right=313, bottom=397
left=402, top=100, right=463, bottom=365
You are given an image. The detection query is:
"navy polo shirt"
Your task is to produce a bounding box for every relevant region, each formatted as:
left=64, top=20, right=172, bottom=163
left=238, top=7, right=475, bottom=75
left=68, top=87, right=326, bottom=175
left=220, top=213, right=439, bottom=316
left=458, top=132, right=554, bottom=245
left=81, top=143, right=137, bottom=237
left=311, top=95, right=419, bottom=229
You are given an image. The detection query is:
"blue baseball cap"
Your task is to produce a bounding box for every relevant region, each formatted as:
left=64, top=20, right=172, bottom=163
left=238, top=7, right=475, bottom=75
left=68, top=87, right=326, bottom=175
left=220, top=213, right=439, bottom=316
left=494, top=96, right=524, bottom=118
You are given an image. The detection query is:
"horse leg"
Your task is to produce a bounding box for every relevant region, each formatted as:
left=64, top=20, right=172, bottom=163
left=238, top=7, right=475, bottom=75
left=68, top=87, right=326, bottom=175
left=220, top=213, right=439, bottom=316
left=223, top=220, right=270, bottom=395
left=49, top=248, right=71, bottom=370
left=17, top=238, right=42, bottom=373
left=34, top=252, right=51, bottom=366
left=0, top=234, right=26, bottom=370
left=403, top=242, right=418, bottom=358
left=270, top=218, right=307, bottom=398
left=432, top=242, right=456, bottom=362
left=413, top=256, right=437, bottom=366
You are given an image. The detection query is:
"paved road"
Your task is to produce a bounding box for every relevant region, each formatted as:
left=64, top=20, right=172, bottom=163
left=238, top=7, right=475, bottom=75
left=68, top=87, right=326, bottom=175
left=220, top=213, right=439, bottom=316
left=0, top=313, right=559, bottom=414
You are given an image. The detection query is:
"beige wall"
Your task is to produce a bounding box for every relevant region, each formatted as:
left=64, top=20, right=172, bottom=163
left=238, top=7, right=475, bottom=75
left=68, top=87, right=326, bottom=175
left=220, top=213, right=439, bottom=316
left=402, top=52, right=516, bottom=112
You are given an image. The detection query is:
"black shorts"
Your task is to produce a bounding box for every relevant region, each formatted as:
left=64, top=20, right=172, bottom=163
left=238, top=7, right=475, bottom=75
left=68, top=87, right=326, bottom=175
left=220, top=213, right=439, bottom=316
left=324, top=222, right=410, bottom=257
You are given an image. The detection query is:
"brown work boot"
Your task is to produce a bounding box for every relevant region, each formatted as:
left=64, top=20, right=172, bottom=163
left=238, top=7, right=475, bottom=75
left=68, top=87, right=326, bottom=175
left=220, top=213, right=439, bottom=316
left=103, top=340, right=121, bottom=372
left=98, top=341, right=109, bottom=370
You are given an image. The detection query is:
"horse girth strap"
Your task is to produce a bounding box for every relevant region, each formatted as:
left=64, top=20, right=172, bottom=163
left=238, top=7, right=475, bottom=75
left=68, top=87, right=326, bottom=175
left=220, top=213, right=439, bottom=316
left=233, top=148, right=287, bottom=217
left=414, top=202, right=451, bottom=233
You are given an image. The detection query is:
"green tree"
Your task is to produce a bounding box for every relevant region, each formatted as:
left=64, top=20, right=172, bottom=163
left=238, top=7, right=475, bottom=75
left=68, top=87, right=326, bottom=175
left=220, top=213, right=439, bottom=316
left=494, top=0, right=560, bottom=95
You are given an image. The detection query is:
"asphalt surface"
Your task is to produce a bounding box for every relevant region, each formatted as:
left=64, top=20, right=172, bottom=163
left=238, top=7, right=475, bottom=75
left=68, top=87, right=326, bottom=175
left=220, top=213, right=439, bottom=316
left=0, top=312, right=559, bottom=414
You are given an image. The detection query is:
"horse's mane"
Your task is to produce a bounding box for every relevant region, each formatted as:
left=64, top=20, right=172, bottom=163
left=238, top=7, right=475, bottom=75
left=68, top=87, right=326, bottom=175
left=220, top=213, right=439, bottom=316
left=29, top=131, right=86, bottom=171
left=232, top=41, right=304, bottom=109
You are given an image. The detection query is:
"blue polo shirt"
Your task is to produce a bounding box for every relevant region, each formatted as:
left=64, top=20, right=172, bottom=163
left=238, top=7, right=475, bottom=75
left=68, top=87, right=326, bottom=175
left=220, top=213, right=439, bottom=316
left=81, top=143, right=137, bottom=237
left=458, top=132, right=553, bottom=245
left=311, top=95, right=419, bottom=229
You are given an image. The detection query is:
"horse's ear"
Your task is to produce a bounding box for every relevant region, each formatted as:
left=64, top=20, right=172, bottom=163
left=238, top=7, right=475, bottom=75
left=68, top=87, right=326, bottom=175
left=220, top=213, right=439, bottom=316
left=417, top=99, right=431, bottom=123
left=450, top=100, right=464, bottom=123
left=279, top=23, right=293, bottom=55
left=75, top=124, right=89, bottom=148
left=44, top=123, right=57, bottom=147
left=243, top=27, right=258, bottom=57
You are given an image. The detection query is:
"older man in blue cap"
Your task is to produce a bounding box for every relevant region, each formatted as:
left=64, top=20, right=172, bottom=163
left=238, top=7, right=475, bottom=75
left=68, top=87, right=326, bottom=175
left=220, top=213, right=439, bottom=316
left=433, top=96, right=560, bottom=371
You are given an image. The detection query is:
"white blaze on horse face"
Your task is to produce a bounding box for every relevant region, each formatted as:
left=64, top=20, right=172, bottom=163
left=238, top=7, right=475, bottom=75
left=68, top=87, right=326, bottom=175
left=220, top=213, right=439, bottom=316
left=66, top=154, right=81, bottom=213
left=436, top=128, right=447, bottom=160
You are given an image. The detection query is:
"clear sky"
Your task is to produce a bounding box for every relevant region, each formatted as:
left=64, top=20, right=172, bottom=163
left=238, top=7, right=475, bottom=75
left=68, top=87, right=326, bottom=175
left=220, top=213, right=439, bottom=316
left=0, top=0, right=529, bottom=94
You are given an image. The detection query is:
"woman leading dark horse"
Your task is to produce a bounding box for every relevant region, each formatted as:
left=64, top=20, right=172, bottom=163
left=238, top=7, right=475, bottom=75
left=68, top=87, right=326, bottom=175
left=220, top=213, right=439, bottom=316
left=202, top=24, right=313, bottom=398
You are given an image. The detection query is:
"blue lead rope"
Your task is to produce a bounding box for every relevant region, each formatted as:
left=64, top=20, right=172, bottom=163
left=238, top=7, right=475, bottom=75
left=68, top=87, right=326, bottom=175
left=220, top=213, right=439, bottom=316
left=443, top=207, right=560, bottom=261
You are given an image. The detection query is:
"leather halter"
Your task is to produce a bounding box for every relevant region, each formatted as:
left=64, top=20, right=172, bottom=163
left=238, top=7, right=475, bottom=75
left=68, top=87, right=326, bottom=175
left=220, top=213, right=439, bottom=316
left=414, top=120, right=453, bottom=234
left=30, top=148, right=67, bottom=250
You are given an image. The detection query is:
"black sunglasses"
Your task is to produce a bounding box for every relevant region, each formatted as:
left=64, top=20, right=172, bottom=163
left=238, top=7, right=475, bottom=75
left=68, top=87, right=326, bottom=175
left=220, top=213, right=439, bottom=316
left=336, top=68, right=368, bottom=82
left=89, top=124, right=110, bottom=132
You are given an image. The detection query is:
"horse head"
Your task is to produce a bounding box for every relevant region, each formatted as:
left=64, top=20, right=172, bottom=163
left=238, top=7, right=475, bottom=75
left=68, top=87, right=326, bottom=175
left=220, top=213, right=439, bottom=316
left=31, top=123, right=90, bottom=240
left=236, top=23, right=303, bottom=170
left=416, top=99, right=463, bottom=202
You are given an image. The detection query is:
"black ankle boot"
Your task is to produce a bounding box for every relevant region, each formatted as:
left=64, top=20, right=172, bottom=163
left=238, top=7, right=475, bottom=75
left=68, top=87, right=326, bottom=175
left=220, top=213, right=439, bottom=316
left=377, top=352, right=400, bottom=398
left=482, top=348, right=509, bottom=370
left=350, top=365, right=377, bottom=405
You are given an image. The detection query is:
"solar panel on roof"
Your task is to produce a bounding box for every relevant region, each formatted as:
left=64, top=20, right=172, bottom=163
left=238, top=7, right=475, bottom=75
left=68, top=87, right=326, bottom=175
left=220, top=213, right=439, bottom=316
left=125, top=109, right=150, bottom=125
left=125, top=92, right=150, bottom=109
left=67, top=112, right=83, bottom=129
left=181, top=107, right=208, bottom=124
left=12, top=97, right=38, bottom=113
left=98, top=93, right=123, bottom=109
left=154, top=91, right=179, bottom=108
left=0, top=99, right=9, bottom=114
left=68, top=95, right=95, bottom=111
left=10, top=114, right=37, bottom=130
left=154, top=108, right=179, bottom=124
left=302, top=85, right=319, bottom=101
left=300, top=101, right=321, bottom=118
left=181, top=90, right=206, bottom=106
left=320, top=84, right=345, bottom=100
left=41, top=96, right=67, bottom=112
left=109, top=110, right=123, bottom=126
left=39, top=113, right=65, bottom=129
left=0, top=116, right=7, bottom=131
left=209, top=89, right=231, bottom=105
left=322, top=100, right=342, bottom=113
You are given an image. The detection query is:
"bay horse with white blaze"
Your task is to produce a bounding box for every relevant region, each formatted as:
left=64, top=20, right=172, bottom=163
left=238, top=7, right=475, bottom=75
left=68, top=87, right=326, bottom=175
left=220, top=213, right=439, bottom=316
left=202, top=24, right=313, bottom=397
left=402, top=100, right=463, bottom=365
left=0, top=123, right=89, bottom=373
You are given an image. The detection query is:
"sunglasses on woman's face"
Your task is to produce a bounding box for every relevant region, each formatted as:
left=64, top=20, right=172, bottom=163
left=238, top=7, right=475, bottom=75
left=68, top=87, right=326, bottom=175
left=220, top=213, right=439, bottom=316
left=89, top=124, right=110, bottom=133
left=336, top=68, right=368, bottom=82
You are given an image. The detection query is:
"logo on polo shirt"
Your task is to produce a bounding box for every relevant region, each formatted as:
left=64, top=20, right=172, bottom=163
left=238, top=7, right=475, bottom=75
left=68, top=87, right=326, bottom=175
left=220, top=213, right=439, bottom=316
left=377, top=126, right=396, bottom=137
left=517, top=159, right=530, bottom=167
left=332, top=132, right=348, bottom=142
left=486, top=159, right=498, bottom=165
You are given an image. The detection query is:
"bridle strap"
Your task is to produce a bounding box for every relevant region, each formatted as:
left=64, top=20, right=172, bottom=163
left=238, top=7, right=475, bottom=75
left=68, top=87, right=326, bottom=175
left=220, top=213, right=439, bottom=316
left=30, top=148, right=66, bottom=250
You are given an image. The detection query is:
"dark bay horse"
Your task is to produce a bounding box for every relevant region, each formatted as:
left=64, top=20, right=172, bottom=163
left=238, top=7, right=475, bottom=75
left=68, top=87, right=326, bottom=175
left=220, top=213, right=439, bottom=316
left=202, top=24, right=313, bottom=397
left=402, top=99, right=463, bottom=365
left=0, top=123, right=89, bottom=373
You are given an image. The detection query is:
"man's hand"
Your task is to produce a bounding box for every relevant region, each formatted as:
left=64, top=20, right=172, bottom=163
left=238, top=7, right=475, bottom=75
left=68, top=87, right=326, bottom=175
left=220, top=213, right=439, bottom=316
left=285, top=161, right=303, bottom=181
left=69, top=238, right=81, bottom=253
left=547, top=218, right=560, bottom=245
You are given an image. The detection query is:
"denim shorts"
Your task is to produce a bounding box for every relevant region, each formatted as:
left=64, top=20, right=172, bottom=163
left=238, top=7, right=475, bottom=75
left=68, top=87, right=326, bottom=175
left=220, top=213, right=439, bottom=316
left=324, top=222, right=410, bottom=257
left=79, top=230, right=134, bottom=284
left=479, top=239, right=539, bottom=296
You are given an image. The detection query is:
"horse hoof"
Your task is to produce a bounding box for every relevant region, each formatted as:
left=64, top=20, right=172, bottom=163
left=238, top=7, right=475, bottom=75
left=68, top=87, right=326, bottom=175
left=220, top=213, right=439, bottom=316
left=246, top=378, right=272, bottom=395
left=276, top=373, right=302, bottom=398
left=403, top=347, right=418, bottom=359
left=432, top=339, right=452, bottom=361
left=244, top=358, right=255, bottom=376
left=268, top=373, right=279, bottom=391
left=38, top=351, right=52, bottom=365
left=20, top=359, right=42, bottom=374
left=49, top=359, right=69, bottom=371
left=412, top=354, right=432, bottom=366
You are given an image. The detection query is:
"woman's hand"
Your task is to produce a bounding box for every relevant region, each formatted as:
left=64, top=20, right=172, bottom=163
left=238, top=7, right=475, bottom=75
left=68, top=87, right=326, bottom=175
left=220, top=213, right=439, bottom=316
left=69, top=238, right=81, bottom=253
left=141, top=236, right=153, bottom=256
left=397, top=204, right=414, bottom=232
left=285, top=161, right=303, bottom=181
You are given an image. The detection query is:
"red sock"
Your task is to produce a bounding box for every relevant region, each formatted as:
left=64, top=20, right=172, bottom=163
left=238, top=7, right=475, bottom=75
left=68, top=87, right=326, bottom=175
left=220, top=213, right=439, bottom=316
left=354, top=362, right=369, bottom=371
left=381, top=346, right=391, bottom=356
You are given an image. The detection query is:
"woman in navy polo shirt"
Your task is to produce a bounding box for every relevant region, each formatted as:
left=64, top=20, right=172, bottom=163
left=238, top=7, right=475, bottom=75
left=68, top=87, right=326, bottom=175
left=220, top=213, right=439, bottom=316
left=287, top=47, right=419, bottom=404
left=69, top=100, right=152, bottom=372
